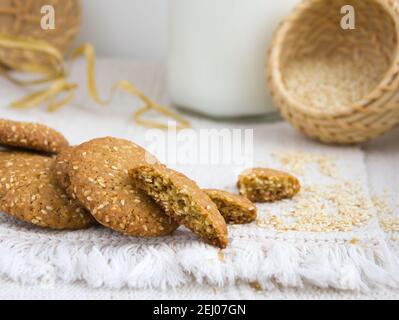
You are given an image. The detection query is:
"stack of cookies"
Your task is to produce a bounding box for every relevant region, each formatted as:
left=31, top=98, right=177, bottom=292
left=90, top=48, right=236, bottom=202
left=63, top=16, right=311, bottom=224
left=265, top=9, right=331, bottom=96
left=0, top=119, right=300, bottom=248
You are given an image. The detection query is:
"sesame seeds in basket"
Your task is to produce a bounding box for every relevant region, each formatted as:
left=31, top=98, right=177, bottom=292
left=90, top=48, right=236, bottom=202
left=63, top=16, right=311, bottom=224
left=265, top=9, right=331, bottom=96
left=267, top=0, right=399, bottom=144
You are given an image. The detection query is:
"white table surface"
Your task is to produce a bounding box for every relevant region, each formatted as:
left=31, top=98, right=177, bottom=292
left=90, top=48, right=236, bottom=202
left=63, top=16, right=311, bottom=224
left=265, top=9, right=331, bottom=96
left=0, top=59, right=398, bottom=300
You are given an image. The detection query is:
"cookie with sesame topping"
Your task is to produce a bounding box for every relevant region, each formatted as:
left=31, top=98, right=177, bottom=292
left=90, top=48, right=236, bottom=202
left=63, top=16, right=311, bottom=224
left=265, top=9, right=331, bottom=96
left=204, top=189, right=257, bottom=224
left=129, top=165, right=228, bottom=248
left=67, top=137, right=178, bottom=237
left=54, top=146, right=75, bottom=191
left=0, top=151, right=95, bottom=229
left=238, top=168, right=301, bottom=203
left=0, top=119, right=69, bottom=154
left=0, top=151, right=35, bottom=197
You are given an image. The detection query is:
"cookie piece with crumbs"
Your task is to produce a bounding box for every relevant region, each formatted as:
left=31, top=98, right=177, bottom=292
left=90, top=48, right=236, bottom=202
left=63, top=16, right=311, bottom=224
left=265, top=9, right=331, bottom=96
left=238, top=168, right=300, bottom=202
left=204, top=189, right=257, bottom=224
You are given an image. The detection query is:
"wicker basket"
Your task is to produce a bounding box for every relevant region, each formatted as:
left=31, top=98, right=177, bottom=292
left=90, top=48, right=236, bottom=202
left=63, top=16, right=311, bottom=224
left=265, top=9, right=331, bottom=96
left=0, top=0, right=80, bottom=71
left=267, top=0, right=399, bottom=144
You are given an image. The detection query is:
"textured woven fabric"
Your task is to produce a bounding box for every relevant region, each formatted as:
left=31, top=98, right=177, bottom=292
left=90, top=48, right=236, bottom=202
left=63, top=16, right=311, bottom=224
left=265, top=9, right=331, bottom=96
left=365, top=129, right=399, bottom=266
left=0, top=60, right=398, bottom=298
left=0, top=274, right=398, bottom=300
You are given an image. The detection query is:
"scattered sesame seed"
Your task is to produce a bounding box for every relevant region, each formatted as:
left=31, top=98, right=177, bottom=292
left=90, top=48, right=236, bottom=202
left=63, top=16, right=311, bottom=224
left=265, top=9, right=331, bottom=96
left=218, top=250, right=225, bottom=262
left=261, top=181, right=372, bottom=233
left=274, top=151, right=337, bottom=177
left=373, top=191, right=399, bottom=232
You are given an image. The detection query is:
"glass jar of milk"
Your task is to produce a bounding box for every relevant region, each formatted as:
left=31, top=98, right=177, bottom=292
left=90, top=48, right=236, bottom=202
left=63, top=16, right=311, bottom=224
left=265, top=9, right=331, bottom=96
left=167, top=0, right=300, bottom=119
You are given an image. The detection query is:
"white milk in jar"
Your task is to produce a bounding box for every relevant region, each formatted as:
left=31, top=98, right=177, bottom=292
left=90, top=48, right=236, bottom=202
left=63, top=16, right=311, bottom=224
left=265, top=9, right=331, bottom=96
left=167, top=0, right=300, bottom=118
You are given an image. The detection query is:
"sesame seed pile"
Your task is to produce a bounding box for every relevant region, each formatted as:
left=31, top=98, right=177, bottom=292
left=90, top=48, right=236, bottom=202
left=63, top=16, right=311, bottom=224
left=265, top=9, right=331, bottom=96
left=257, top=182, right=372, bottom=233
left=256, top=151, right=375, bottom=233
left=273, top=151, right=337, bottom=177
left=372, top=190, right=399, bottom=233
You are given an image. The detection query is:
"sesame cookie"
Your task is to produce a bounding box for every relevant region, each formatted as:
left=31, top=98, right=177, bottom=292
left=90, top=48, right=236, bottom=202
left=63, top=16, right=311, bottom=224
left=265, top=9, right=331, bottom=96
left=204, top=189, right=257, bottom=224
left=129, top=165, right=228, bottom=248
left=0, top=151, right=95, bottom=229
left=0, top=119, right=69, bottom=154
left=67, top=137, right=178, bottom=237
left=238, top=168, right=301, bottom=202
left=0, top=151, right=34, bottom=197
left=54, top=146, right=75, bottom=191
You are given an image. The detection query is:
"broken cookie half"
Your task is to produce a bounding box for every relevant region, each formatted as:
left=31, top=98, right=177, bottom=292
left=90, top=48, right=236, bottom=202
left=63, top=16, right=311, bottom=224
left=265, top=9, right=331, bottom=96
left=129, top=165, right=228, bottom=249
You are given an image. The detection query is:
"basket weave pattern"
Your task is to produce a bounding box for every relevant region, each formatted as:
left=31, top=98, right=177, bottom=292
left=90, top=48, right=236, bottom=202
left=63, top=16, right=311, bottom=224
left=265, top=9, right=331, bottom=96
left=268, top=0, right=399, bottom=144
left=0, top=0, right=80, bottom=70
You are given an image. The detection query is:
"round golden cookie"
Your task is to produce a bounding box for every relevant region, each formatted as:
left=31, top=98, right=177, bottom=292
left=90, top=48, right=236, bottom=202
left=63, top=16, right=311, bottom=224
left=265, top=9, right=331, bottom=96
left=0, top=119, right=69, bottom=154
left=67, top=137, right=178, bottom=237
left=0, top=151, right=95, bottom=229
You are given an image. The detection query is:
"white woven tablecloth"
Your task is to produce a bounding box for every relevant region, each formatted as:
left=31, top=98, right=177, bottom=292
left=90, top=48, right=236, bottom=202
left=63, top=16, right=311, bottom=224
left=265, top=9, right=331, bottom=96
left=364, top=129, right=399, bottom=287
left=0, top=59, right=398, bottom=299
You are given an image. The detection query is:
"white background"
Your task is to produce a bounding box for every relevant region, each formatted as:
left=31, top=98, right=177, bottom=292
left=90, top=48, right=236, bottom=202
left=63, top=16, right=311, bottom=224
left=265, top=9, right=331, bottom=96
left=77, top=0, right=168, bottom=62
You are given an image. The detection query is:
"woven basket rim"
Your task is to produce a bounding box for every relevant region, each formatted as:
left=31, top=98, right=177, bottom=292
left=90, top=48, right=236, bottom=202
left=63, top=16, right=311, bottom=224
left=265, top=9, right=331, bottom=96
left=268, top=0, right=399, bottom=119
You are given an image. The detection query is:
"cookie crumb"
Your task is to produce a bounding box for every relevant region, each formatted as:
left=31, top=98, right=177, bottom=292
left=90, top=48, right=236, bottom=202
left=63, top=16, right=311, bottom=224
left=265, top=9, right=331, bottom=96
left=204, top=189, right=257, bottom=224
left=249, top=281, right=262, bottom=291
left=238, top=168, right=300, bottom=203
